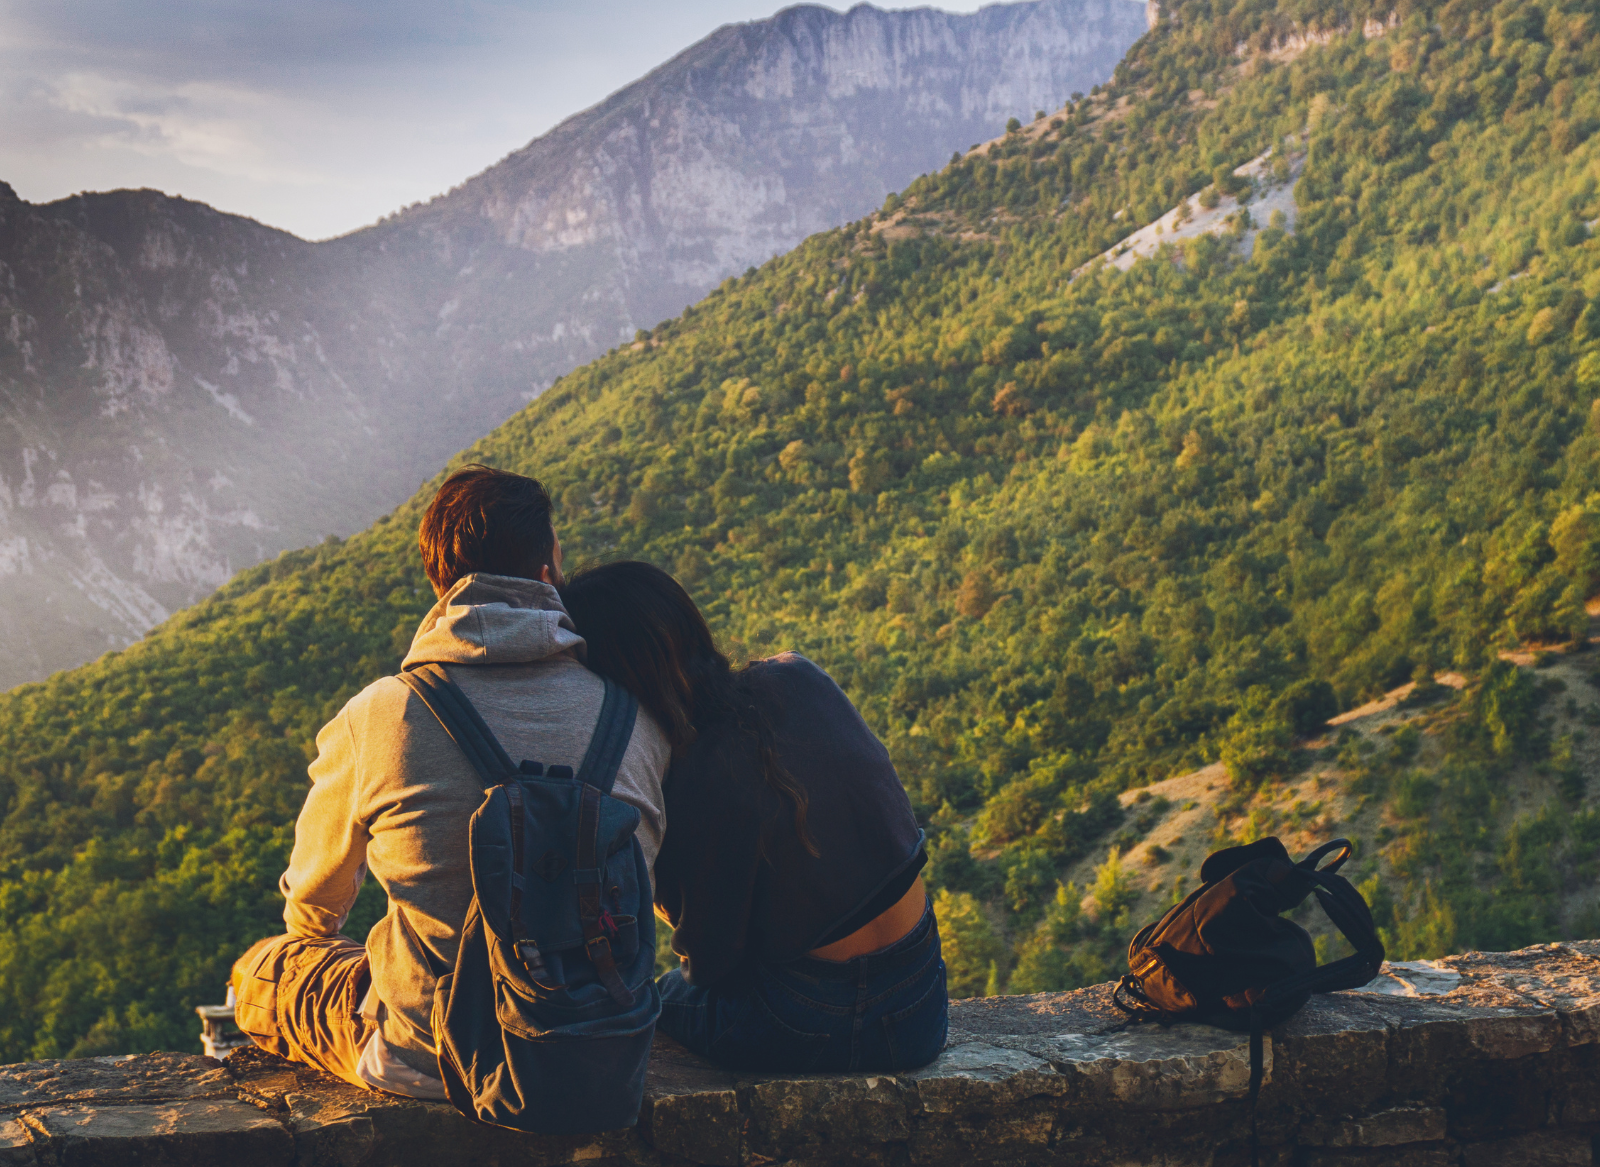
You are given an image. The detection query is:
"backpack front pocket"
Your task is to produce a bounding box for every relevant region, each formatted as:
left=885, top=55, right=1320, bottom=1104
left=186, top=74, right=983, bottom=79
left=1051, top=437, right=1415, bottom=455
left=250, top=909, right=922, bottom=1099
left=490, top=922, right=650, bottom=1041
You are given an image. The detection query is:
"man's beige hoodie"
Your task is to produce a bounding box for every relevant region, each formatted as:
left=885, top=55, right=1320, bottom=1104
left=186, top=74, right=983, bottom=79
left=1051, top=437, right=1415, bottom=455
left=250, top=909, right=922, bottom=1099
left=279, top=573, right=670, bottom=1074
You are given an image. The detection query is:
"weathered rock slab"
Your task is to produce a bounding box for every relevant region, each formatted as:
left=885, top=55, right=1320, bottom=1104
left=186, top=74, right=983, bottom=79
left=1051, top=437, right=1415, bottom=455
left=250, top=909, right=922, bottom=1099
left=0, top=1120, right=33, bottom=1167
left=1049, top=1024, right=1269, bottom=1109
left=28, top=1099, right=291, bottom=1165
left=0, top=1053, right=230, bottom=1109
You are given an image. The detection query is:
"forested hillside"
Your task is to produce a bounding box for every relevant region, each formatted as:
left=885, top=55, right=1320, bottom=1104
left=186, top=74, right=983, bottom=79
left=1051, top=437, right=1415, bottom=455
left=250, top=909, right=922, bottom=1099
left=2, top=0, right=1599, bottom=1060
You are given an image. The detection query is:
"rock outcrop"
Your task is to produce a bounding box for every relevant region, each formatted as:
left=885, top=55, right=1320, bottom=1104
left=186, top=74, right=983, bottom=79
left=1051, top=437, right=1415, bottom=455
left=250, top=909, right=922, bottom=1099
left=0, top=0, right=1149, bottom=690
left=0, top=943, right=1596, bottom=1165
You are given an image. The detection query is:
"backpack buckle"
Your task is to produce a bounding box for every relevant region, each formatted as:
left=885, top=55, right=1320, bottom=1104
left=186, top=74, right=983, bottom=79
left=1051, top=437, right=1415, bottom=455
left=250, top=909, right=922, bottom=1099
left=517, top=939, right=550, bottom=976
left=1112, top=973, right=1156, bottom=1016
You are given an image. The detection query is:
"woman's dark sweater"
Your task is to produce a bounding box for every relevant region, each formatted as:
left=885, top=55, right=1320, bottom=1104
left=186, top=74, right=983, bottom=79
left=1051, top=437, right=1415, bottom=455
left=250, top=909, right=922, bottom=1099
left=652, top=653, right=925, bottom=988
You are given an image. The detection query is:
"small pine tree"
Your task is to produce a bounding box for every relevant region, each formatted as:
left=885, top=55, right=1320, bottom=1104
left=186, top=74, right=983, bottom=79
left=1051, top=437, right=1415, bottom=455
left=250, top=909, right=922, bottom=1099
left=934, top=889, right=1007, bottom=998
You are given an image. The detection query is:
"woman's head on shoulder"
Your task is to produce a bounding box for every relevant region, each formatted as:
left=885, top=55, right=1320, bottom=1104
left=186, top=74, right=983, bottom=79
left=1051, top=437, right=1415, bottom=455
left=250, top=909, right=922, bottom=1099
left=558, top=560, right=726, bottom=752
left=562, top=559, right=817, bottom=854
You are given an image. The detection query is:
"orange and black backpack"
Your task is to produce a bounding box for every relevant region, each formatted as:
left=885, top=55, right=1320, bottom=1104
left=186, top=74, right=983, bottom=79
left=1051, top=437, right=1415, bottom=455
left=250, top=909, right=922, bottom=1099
left=1113, top=837, right=1385, bottom=1164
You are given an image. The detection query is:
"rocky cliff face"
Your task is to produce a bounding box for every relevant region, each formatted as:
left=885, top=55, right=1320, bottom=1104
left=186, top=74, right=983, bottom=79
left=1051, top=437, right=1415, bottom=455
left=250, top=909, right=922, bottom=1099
left=0, top=0, right=1149, bottom=690
left=382, top=0, right=1154, bottom=346
left=0, top=187, right=383, bottom=685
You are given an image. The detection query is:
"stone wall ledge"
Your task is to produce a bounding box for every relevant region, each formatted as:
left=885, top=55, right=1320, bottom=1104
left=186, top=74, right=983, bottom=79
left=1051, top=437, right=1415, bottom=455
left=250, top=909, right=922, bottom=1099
left=2, top=941, right=1598, bottom=1166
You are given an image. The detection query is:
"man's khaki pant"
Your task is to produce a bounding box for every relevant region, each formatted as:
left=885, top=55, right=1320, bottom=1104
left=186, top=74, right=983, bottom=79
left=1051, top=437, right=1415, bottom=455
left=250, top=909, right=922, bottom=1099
left=232, top=934, right=375, bottom=1088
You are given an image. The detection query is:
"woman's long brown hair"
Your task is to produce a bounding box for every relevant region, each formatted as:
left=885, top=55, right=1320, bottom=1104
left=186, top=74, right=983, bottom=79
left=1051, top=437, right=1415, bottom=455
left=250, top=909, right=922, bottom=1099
left=559, top=560, right=818, bottom=856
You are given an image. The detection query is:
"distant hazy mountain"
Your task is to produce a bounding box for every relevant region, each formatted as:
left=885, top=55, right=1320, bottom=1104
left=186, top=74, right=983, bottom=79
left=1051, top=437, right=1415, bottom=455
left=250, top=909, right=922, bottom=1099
left=0, top=0, right=1149, bottom=689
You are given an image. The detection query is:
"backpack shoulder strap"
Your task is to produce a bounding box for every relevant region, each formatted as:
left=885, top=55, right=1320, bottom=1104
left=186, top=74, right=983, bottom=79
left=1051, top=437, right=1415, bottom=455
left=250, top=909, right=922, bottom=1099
left=397, top=663, right=517, bottom=784
left=573, top=679, right=639, bottom=795
left=567, top=680, right=641, bottom=1008
left=400, top=663, right=555, bottom=980
left=1301, top=838, right=1384, bottom=990
left=1263, top=869, right=1386, bottom=1003
left=1303, top=868, right=1387, bottom=990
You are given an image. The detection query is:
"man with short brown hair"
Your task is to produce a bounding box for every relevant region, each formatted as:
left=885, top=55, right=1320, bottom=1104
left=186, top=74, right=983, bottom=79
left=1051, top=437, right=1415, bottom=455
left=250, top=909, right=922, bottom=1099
left=417, top=463, right=561, bottom=592
left=232, top=465, right=670, bottom=1095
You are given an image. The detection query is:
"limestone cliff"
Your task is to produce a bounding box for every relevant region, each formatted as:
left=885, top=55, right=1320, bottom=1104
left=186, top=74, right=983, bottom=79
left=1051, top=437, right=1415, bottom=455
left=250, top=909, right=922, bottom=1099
left=0, top=186, right=377, bottom=684
left=0, top=0, right=1148, bottom=690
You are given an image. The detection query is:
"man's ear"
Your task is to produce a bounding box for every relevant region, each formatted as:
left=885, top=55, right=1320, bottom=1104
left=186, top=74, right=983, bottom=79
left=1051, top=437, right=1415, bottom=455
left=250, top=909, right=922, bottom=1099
left=539, top=563, right=558, bottom=584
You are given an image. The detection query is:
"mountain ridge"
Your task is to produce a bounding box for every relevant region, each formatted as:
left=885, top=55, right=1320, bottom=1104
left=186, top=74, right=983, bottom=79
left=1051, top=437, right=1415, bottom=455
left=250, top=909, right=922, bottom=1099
left=0, top=0, right=1147, bottom=690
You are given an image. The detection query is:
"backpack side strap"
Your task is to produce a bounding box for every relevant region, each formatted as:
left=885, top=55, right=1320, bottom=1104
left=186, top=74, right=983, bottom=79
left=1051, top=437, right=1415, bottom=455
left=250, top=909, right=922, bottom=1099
left=575, top=782, right=635, bottom=1006
left=573, top=680, right=639, bottom=796
left=1111, top=973, right=1171, bottom=1019
left=398, top=663, right=517, bottom=784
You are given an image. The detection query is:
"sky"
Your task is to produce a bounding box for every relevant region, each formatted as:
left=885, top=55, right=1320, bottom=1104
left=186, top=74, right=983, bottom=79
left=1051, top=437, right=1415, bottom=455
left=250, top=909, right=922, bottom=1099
left=0, top=0, right=986, bottom=242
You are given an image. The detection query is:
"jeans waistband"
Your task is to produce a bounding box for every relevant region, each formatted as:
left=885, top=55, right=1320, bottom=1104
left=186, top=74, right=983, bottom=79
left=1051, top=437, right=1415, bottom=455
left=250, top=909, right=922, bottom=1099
left=788, top=900, right=936, bottom=982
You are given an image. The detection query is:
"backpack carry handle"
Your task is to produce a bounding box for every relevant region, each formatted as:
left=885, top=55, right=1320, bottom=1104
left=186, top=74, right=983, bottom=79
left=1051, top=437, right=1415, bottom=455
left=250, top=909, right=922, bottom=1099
left=1299, top=838, right=1352, bottom=876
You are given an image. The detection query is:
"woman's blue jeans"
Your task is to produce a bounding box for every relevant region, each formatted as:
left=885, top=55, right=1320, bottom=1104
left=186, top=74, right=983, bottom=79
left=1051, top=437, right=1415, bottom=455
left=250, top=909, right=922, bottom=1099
left=656, top=900, right=948, bottom=1073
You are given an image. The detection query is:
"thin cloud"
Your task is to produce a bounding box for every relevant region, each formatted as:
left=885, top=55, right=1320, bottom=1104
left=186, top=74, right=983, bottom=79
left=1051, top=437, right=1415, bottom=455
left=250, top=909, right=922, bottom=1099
left=0, top=0, right=986, bottom=239
left=1, top=0, right=534, bottom=73
left=47, top=73, right=316, bottom=184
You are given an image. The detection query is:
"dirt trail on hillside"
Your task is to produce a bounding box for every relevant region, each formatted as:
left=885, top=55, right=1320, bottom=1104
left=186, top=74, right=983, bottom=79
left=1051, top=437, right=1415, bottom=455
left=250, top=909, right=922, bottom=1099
left=1056, top=622, right=1600, bottom=928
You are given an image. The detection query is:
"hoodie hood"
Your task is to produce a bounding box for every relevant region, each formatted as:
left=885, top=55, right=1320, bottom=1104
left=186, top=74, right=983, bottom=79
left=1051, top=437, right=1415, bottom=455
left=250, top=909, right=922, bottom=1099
left=402, top=573, right=585, bottom=669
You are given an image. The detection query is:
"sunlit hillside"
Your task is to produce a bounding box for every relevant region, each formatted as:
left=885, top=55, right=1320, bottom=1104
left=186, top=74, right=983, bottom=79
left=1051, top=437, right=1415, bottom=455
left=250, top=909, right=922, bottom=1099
left=1, top=0, right=1598, bottom=1057
left=967, top=632, right=1600, bottom=999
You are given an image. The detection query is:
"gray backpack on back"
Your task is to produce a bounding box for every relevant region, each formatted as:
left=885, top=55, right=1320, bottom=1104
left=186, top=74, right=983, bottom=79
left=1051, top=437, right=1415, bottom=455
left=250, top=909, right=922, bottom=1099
left=398, top=662, right=660, bottom=1134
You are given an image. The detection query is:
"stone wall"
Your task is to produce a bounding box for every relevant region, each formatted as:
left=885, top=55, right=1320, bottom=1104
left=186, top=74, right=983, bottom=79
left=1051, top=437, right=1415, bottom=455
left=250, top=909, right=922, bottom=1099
left=1, top=942, right=1597, bottom=1166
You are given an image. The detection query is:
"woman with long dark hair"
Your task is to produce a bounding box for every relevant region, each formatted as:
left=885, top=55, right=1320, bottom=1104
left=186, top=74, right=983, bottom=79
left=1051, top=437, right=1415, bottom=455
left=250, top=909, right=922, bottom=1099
left=560, top=561, right=946, bottom=1072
